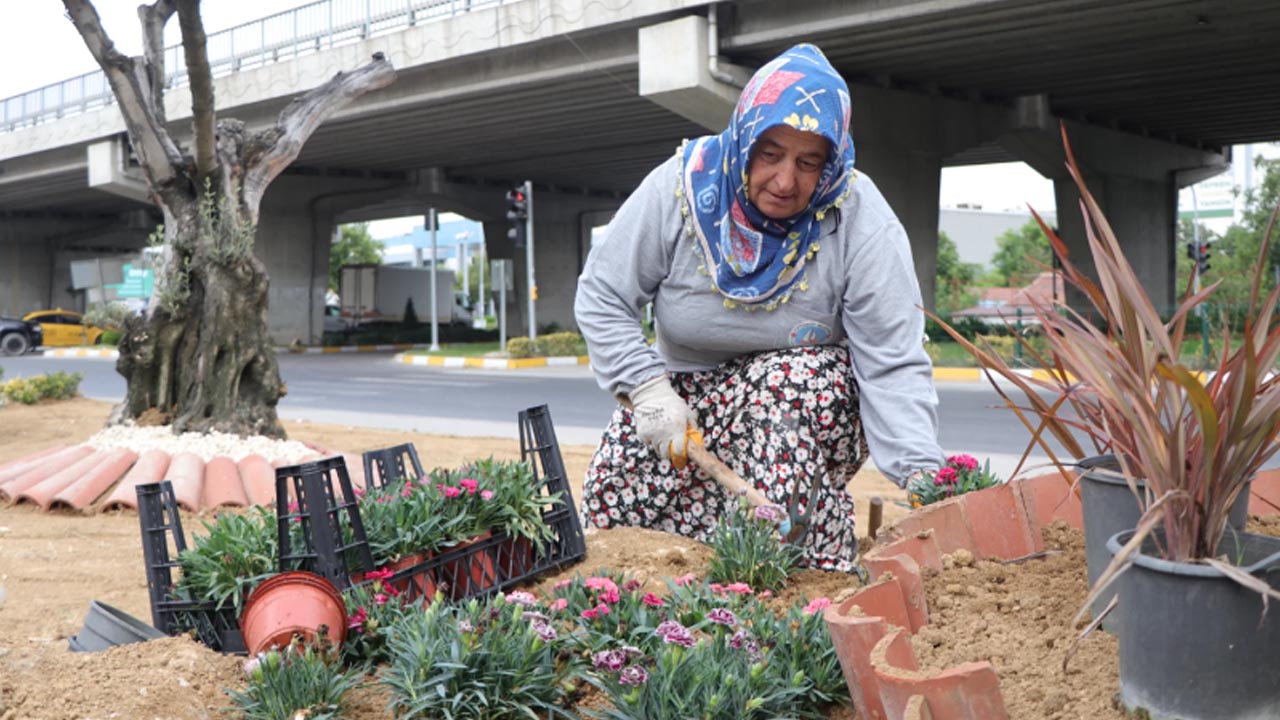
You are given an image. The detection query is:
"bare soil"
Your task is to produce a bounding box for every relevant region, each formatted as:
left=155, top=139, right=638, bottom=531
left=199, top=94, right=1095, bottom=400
left=4, top=397, right=1267, bottom=719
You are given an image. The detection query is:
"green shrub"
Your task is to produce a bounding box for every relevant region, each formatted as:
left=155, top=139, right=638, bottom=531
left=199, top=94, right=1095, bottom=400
left=227, top=641, right=359, bottom=720
left=538, top=331, right=585, bottom=357
left=84, top=301, right=132, bottom=330
left=2, top=371, right=82, bottom=404
left=507, top=337, right=538, bottom=358
left=99, top=329, right=123, bottom=346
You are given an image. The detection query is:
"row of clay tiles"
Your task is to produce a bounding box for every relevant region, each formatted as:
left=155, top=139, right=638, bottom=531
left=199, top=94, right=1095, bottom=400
left=820, top=469, right=1280, bottom=720
left=0, top=442, right=371, bottom=512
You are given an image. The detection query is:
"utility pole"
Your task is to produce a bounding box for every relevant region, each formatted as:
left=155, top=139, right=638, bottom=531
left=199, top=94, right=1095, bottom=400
left=428, top=207, right=440, bottom=352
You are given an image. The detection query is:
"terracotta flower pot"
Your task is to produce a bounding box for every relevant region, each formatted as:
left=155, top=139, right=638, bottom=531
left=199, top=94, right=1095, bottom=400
left=240, top=571, right=347, bottom=656
left=441, top=531, right=498, bottom=600
left=386, top=553, right=438, bottom=601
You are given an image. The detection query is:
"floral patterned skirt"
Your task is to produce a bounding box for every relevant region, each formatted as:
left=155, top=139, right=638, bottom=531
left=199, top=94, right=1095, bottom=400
left=581, top=345, right=869, bottom=572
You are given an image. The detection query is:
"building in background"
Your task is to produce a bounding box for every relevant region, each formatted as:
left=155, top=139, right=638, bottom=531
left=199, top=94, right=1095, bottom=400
left=939, top=207, right=1058, bottom=271
left=375, top=216, right=486, bottom=271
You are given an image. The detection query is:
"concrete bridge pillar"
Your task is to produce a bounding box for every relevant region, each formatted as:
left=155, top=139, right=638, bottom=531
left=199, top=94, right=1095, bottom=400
left=850, top=85, right=1014, bottom=312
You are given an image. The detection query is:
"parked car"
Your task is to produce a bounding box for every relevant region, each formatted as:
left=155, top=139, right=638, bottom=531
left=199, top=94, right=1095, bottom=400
left=22, top=309, right=109, bottom=347
left=0, top=317, right=43, bottom=356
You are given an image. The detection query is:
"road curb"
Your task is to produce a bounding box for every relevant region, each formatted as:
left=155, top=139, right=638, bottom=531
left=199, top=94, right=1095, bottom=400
left=43, top=348, right=119, bottom=359
left=394, top=352, right=591, bottom=370
left=36, top=347, right=1067, bottom=383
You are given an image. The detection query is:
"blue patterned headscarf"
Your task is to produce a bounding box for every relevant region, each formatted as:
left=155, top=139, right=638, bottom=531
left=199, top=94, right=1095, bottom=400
left=680, top=44, right=854, bottom=307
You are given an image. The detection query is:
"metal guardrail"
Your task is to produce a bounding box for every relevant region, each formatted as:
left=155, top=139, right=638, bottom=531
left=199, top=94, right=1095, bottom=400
left=0, top=0, right=502, bottom=133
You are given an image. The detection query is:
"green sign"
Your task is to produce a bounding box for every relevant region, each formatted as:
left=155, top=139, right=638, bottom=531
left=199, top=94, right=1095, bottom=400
left=106, top=263, right=154, bottom=299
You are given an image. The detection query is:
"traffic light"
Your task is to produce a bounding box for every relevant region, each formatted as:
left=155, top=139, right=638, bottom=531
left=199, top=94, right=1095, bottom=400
left=1197, top=241, right=1211, bottom=275
left=506, top=187, right=528, bottom=248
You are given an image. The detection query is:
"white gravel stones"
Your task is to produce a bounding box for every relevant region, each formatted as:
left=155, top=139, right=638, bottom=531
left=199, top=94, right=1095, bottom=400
left=85, top=424, right=316, bottom=464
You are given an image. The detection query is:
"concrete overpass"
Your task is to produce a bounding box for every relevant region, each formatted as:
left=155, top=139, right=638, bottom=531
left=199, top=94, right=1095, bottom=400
left=1, top=0, right=1276, bottom=342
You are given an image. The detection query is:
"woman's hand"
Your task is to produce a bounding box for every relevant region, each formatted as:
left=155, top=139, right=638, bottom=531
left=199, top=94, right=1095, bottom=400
left=628, top=376, right=698, bottom=468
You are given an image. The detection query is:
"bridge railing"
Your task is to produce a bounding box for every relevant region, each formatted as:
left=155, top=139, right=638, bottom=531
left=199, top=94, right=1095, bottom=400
left=1, top=0, right=502, bottom=133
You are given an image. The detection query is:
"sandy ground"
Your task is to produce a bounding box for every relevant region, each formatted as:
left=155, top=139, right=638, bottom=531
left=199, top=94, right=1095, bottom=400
left=0, top=397, right=905, bottom=720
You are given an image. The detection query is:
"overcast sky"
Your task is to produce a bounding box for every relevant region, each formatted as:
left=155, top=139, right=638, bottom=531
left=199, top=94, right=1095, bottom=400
left=0, top=1, right=1079, bottom=233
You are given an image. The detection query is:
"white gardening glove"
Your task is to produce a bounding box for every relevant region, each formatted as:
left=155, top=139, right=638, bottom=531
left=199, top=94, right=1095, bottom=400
left=628, top=375, right=698, bottom=468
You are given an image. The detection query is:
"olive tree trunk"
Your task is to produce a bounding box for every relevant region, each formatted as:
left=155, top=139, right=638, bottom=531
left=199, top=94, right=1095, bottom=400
left=64, top=0, right=395, bottom=438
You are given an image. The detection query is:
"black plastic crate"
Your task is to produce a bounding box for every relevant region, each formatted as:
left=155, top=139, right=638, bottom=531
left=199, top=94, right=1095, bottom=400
left=362, top=404, right=587, bottom=603
left=362, top=443, right=425, bottom=489
left=136, top=481, right=245, bottom=654
left=274, top=456, right=374, bottom=589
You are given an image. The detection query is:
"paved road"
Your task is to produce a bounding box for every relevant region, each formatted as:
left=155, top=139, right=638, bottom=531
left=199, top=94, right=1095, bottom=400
left=1, top=351, right=1096, bottom=479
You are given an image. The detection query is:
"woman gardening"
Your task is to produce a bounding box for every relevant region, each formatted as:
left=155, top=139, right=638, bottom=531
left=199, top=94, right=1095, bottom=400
left=575, top=44, right=945, bottom=572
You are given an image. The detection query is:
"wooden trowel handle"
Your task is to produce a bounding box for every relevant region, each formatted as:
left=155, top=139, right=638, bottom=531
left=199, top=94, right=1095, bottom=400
left=686, top=441, right=775, bottom=511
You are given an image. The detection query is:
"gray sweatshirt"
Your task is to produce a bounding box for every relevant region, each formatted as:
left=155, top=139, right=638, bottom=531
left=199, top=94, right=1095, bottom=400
left=575, top=154, right=943, bottom=483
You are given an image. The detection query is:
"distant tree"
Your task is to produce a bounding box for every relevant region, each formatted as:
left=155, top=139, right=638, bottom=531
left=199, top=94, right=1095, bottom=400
left=935, top=231, right=981, bottom=314
left=1197, top=156, right=1280, bottom=326
left=329, top=223, right=384, bottom=291
left=988, top=220, right=1051, bottom=287
left=402, top=297, right=420, bottom=328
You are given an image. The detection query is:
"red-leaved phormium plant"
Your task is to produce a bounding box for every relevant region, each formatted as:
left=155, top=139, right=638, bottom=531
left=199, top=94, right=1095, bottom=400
left=932, top=124, right=1280, bottom=582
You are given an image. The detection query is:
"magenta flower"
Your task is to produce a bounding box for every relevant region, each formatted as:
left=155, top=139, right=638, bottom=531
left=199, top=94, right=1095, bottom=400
left=346, top=606, right=367, bottom=631
left=374, top=593, right=389, bottom=606
left=753, top=504, right=783, bottom=523
left=506, top=590, right=537, bottom=607
left=459, top=478, right=479, bottom=494
left=441, top=486, right=462, bottom=499
left=803, top=597, right=832, bottom=615
left=599, top=589, right=621, bottom=605
left=585, top=576, right=620, bottom=595
left=641, top=592, right=665, bottom=607
left=592, top=649, right=627, bottom=672
left=935, top=466, right=959, bottom=485
left=363, top=567, right=395, bottom=583
left=532, top=620, right=557, bottom=641
left=673, top=573, right=697, bottom=587
left=947, top=454, right=979, bottom=472
left=619, top=665, right=649, bottom=686
left=706, top=608, right=738, bottom=626
left=655, top=620, right=695, bottom=647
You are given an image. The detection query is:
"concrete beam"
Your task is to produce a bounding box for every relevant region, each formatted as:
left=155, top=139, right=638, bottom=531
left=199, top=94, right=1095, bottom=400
left=87, top=136, right=151, bottom=204
left=638, top=14, right=746, bottom=131
left=998, top=105, right=1228, bottom=313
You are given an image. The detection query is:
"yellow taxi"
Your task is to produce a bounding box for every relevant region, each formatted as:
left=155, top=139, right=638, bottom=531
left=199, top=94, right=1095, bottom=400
left=22, top=309, right=110, bottom=347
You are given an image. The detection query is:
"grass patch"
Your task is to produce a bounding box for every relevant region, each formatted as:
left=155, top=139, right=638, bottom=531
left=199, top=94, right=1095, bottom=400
left=403, top=342, right=503, bottom=358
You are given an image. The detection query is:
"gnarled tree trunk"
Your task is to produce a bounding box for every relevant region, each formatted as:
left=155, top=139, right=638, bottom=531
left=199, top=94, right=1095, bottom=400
left=64, top=0, right=396, bottom=438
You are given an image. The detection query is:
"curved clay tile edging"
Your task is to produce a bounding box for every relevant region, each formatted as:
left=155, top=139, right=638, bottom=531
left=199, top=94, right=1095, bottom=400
left=49, top=448, right=139, bottom=512
left=237, top=454, right=276, bottom=507
left=0, top=442, right=388, bottom=514
left=201, top=456, right=249, bottom=509
left=166, top=452, right=206, bottom=511
left=824, top=471, right=1086, bottom=720
left=100, top=449, right=172, bottom=511
left=0, top=445, right=95, bottom=501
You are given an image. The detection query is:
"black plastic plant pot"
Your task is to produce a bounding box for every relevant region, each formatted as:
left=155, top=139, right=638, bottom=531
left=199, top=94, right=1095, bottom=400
left=67, top=600, right=167, bottom=652
left=1106, top=528, right=1280, bottom=720
left=1079, top=455, right=1251, bottom=632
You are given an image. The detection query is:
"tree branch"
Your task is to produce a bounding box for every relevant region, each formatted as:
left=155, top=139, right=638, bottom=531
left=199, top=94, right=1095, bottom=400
left=63, top=0, right=182, bottom=189
left=137, top=0, right=177, bottom=124
left=176, top=0, right=216, bottom=185
left=240, top=53, right=397, bottom=216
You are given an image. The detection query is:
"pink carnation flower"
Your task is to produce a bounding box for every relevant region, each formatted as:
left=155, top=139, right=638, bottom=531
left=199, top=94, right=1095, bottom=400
left=459, top=478, right=478, bottom=494
left=947, top=454, right=979, bottom=472
left=803, top=597, right=832, bottom=615
left=673, top=573, right=697, bottom=587
left=641, top=592, right=665, bottom=607
left=480, top=490, right=494, bottom=501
